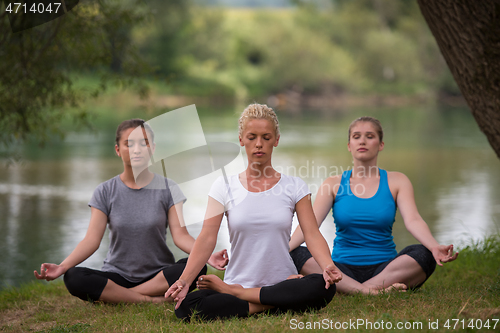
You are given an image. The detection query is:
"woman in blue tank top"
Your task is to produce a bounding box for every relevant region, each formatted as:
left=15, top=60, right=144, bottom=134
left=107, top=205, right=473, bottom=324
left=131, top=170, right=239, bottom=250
left=289, top=116, right=458, bottom=294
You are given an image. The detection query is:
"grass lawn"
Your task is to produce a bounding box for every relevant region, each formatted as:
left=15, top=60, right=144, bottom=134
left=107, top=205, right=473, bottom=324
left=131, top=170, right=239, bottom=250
left=1, top=236, right=499, bottom=332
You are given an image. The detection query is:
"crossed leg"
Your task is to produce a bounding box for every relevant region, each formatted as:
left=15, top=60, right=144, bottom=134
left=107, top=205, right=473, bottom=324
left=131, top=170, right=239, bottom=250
left=64, top=267, right=168, bottom=304
left=176, top=273, right=335, bottom=320
left=100, top=275, right=167, bottom=303
left=130, top=271, right=171, bottom=299
left=65, top=259, right=206, bottom=304
left=299, top=254, right=425, bottom=295
left=196, top=275, right=276, bottom=314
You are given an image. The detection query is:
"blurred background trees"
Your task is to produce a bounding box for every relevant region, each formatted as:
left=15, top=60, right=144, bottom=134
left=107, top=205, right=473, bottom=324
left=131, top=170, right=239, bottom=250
left=1, top=0, right=463, bottom=143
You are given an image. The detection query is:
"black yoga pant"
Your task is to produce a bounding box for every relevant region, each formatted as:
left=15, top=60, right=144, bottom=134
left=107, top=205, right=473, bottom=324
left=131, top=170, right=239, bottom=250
left=175, top=273, right=336, bottom=321
left=63, top=258, right=207, bottom=302
left=290, top=244, right=436, bottom=288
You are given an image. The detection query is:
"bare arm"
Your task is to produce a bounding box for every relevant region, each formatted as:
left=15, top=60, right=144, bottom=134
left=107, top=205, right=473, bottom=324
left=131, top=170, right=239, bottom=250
left=168, top=201, right=228, bottom=270
left=165, top=197, right=224, bottom=308
left=289, top=176, right=338, bottom=251
left=34, top=207, right=107, bottom=280
left=393, top=172, right=458, bottom=266
left=296, top=195, right=342, bottom=287
left=168, top=202, right=195, bottom=254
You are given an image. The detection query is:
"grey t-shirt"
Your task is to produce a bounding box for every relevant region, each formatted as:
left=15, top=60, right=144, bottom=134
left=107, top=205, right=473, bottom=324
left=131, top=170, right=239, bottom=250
left=88, top=173, right=186, bottom=282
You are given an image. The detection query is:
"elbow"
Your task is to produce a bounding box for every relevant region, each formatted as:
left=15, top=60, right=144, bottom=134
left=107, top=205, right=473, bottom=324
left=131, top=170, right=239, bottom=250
left=90, top=242, right=101, bottom=253
left=81, top=237, right=101, bottom=253
left=173, top=237, right=187, bottom=250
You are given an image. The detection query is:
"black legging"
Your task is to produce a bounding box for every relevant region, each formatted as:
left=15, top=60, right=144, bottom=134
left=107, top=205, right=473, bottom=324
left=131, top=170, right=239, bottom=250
left=63, top=258, right=207, bottom=302
left=175, top=274, right=336, bottom=321
left=291, top=244, right=436, bottom=288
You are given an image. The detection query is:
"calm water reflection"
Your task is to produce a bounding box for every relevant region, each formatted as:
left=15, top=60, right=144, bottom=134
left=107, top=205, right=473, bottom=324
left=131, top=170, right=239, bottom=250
left=1, top=106, right=499, bottom=289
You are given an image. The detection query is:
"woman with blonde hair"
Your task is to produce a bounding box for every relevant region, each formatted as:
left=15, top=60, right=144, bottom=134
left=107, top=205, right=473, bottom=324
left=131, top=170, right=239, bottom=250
left=166, top=104, right=342, bottom=320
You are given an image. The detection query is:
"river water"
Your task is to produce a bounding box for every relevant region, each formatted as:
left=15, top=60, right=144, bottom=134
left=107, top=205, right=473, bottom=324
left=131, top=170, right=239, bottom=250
left=1, top=105, right=499, bottom=289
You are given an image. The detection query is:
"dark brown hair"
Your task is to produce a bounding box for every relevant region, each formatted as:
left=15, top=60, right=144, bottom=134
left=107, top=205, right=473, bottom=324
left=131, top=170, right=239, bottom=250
left=348, top=116, right=383, bottom=142
left=115, top=119, right=154, bottom=146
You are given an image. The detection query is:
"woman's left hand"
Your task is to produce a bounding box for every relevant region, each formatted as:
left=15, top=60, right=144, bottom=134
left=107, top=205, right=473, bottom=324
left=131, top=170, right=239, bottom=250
left=323, top=264, right=343, bottom=289
left=165, top=279, right=188, bottom=309
left=207, top=249, right=229, bottom=270
left=431, top=244, right=459, bottom=266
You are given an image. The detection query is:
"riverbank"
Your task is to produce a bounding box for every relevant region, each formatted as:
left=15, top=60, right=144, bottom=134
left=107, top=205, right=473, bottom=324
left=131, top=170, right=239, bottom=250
left=71, top=73, right=467, bottom=128
left=1, top=236, right=499, bottom=332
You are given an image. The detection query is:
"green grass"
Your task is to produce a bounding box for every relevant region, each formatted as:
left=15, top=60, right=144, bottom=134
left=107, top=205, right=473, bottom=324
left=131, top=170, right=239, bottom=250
left=2, top=236, right=499, bottom=332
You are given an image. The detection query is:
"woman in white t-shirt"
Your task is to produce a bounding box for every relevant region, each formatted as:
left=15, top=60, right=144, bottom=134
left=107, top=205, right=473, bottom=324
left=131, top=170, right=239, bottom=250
left=166, top=104, right=342, bottom=320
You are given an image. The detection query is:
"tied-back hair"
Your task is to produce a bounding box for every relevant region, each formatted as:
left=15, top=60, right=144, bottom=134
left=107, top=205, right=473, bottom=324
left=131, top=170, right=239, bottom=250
left=238, top=103, right=280, bottom=137
left=348, top=116, right=383, bottom=142
left=115, top=119, right=155, bottom=146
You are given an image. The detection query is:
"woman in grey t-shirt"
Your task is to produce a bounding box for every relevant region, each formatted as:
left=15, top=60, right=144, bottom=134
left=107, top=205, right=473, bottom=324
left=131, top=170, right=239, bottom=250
left=34, top=119, right=227, bottom=303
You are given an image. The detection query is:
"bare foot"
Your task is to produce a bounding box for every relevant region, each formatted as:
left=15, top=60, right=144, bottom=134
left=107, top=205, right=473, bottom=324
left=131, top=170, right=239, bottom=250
left=381, top=283, right=407, bottom=293
left=196, top=275, right=243, bottom=296
left=287, top=274, right=304, bottom=280
left=151, top=295, right=169, bottom=304
left=362, top=282, right=407, bottom=295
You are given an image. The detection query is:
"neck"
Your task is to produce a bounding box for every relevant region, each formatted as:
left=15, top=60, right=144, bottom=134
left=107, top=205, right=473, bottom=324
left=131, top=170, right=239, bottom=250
left=121, top=166, right=153, bottom=188
left=351, top=160, right=379, bottom=179
left=245, top=161, right=277, bottom=179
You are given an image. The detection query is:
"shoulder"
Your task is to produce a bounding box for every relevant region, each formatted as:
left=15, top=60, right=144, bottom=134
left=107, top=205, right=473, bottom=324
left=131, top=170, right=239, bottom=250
left=387, top=171, right=410, bottom=182
left=149, top=174, right=177, bottom=191
left=165, top=176, right=180, bottom=189
left=210, top=174, right=235, bottom=191
left=281, top=175, right=311, bottom=202
left=318, top=174, right=342, bottom=197
left=281, top=174, right=308, bottom=188
left=95, top=175, right=120, bottom=192
left=387, top=171, right=413, bottom=190
left=323, top=174, right=342, bottom=186
left=89, top=176, right=120, bottom=210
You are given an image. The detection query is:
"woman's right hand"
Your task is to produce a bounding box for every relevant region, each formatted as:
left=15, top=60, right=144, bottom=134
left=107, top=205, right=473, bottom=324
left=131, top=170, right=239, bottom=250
left=34, top=263, right=66, bottom=281
left=165, top=279, right=189, bottom=309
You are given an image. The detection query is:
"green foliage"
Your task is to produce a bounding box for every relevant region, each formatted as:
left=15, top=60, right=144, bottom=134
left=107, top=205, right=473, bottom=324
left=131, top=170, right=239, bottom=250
left=1, top=0, right=463, bottom=145
left=171, top=1, right=459, bottom=98
left=0, top=0, right=151, bottom=145
left=137, top=0, right=192, bottom=77
left=292, top=0, right=459, bottom=95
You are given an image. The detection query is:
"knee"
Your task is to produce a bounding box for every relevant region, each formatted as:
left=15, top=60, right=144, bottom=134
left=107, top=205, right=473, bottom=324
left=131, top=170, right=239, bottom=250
left=175, top=300, right=193, bottom=321
left=304, top=274, right=337, bottom=306
left=175, top=290, right=249, bottom=321
left=63, top=267, right=84, bottom=296
left=174, top=290, right=210, bottom=321
left=401, top=244, right=437, bottom=279
left=413, top=245, right=436, bottom=270
left=63, top=267, right=105, bottom=302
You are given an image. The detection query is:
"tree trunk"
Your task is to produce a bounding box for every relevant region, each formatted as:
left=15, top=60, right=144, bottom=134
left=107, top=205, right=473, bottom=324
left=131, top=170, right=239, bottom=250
left=417, top=0, right=500, bottom=159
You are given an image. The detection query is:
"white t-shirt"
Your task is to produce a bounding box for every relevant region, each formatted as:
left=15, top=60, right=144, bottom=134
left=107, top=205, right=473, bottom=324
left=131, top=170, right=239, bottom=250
left=208, top=173, right=311, bottom=288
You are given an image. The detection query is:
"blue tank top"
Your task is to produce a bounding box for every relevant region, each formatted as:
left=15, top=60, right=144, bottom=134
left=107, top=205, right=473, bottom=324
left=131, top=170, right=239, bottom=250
left=331, top=169, right=397, bottom=265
